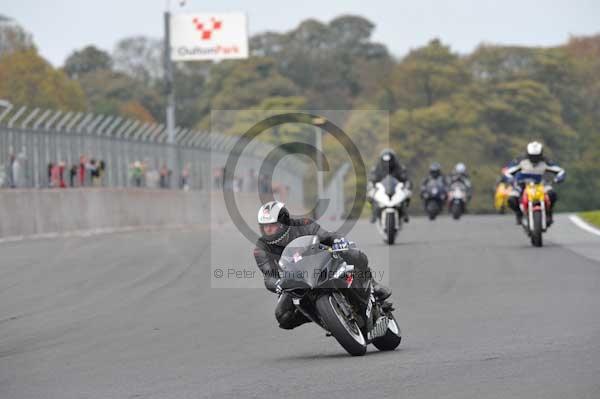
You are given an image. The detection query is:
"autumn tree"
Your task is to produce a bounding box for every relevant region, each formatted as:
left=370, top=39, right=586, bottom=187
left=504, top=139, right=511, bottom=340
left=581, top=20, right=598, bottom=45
left=0, top=49, right=85, bottom=110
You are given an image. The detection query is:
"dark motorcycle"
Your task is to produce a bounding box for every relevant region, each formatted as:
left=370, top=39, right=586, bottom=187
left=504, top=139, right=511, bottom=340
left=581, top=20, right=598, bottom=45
left=422, top=180, right=446, bottom=220
left=277, top=235, right=402, bottom=356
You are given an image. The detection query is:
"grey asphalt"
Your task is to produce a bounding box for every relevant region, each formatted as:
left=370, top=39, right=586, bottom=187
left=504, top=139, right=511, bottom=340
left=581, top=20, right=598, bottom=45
left=1, top=215, right=600, bottom=399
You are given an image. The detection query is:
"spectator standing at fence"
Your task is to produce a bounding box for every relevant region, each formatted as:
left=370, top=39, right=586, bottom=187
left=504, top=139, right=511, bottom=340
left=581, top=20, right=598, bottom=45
left=50, top=162, right=59, bottom=188
left=14, top=149, right=27, bottom=188
left=89, top=159, right=100, bottom=186
left=213, top=168, right=222, bottom=189
left=131, top=161, right=143, bottom=187
left=69, top=164, right=77, bottom=187
left=180, top=163, right=190, bottom=191
left=5, top=152, right=15, bottom=188
left=58, top=161, right=66, bottom=188
left=160, top=163, right=170, bottom=189
left=47, top=162, right=54, bottom=187
left=78, top=155, right=86, bottom=187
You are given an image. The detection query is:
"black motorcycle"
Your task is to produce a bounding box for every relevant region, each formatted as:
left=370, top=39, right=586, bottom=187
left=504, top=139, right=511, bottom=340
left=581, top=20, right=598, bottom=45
left=421, top=180, right=447, bottom=220
left=277, top=235, right=402, bottom=356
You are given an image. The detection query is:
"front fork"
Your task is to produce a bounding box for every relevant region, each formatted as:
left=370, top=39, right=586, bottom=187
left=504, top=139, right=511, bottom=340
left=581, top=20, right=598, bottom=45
left=379, top=208, right=400, bottom=232
left=522, top=200, right=548, bottom=233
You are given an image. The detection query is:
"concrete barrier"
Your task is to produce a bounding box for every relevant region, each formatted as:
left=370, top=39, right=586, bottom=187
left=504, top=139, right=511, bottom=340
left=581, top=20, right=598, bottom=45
left=0, top=189, right=301, bottom=241
left=0, top=189, right=211, bottom=239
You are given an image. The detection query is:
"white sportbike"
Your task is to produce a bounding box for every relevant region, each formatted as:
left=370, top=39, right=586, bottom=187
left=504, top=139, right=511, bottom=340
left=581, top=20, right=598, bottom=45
left=370, top=175, right=411, bottom=245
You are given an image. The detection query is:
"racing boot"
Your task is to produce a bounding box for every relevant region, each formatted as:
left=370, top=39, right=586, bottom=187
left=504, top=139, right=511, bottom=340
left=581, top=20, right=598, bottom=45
left=278, top=310, right=310, bottom=330
left=547, top=209, right=553, bottom=227
left=515, top=210, right=523, bottom=225
left=372, top=280, right=391, bottom=301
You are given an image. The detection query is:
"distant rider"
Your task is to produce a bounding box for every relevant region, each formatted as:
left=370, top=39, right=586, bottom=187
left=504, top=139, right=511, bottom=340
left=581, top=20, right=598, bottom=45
left=447, top=162, right=473, bottom=202
left=253, top=201, right=391, bottom=330
left=420, top=162, right=447, bottom=200
left=367, top=149, right=412, bottom=223
left=504, top=141, right=565, bottom=225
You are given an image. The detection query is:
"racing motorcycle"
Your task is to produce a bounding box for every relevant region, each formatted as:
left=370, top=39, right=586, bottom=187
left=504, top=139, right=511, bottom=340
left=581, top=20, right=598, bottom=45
left=421, top=180, right=447, bottom=220
left=447, top=181, right=468, bottom=220
left=277, top=236, right=402, bottom=356
left=519, top=178, right=552, bottom=247
left=371, top=175, right=411, bottom=245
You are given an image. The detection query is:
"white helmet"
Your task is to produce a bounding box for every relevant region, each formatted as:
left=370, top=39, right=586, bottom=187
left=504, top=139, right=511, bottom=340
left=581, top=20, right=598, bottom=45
left=526, top=141, right=543, bottom=164
left=257, top=201, right=291, bottom=245
left=454, top=162, right=467, bottom=174
left=258, top=201, right=287, bottom=224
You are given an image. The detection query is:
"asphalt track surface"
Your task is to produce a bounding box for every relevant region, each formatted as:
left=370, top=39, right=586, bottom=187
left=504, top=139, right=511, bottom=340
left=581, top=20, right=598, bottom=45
left=1, top=215, right=600, bottom=399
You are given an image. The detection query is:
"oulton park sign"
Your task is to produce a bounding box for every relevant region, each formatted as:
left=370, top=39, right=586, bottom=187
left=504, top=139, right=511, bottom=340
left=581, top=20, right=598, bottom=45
left=170, top=13, right=249, bottom=61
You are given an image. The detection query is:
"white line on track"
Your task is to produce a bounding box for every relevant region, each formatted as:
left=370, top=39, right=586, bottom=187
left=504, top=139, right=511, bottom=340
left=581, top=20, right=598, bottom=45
left=569, top=214, right=600, bottom=237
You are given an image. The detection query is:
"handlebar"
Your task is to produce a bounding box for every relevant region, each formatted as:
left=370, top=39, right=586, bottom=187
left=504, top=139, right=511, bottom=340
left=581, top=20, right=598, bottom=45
left=319, top=241, right=357, bottom=253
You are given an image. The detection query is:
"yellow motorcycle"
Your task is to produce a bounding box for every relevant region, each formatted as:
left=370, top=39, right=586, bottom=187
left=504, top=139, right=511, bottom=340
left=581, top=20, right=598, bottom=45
left=519, top=180, right=551, bottom=247
left=494, top=182, right=512, bottom=214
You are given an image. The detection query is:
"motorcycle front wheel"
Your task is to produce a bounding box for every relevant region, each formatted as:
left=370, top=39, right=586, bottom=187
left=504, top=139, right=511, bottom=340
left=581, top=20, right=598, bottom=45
left=451, top=201, right=463, bottom=220
left=385, top=212, right=396, bottom=245
left=531, top=210, right=543, bottom=247
left=426, top=200, right=439, bottom=220
left=316, top=293, right=367, bottom=356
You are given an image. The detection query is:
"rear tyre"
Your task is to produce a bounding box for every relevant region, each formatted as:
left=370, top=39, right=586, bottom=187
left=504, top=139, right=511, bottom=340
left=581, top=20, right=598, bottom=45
left=316, top=294, right=367, bottom=356
left=531, top=210, right=543, bottom=247
left=372, top=314, right=402, bottom=351
left=385, top=213, right=396, bottom=245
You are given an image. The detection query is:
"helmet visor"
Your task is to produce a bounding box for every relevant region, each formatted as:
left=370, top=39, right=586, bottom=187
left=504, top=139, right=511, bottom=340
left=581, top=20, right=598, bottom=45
left=260, top=222, right=284, bottom=237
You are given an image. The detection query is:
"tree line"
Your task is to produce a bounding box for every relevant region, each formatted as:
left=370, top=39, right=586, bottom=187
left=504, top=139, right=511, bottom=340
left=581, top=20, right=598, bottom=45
left=0, top=14, right=598, bottom=211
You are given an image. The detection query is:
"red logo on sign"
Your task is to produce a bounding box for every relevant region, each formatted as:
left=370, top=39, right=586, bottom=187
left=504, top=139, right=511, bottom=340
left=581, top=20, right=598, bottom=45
left=192, top=17, right=222, bottom=40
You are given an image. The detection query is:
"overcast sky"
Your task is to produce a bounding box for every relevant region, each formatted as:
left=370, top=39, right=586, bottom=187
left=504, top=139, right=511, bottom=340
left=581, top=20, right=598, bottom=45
left=4, top=0, right=600, bottom=66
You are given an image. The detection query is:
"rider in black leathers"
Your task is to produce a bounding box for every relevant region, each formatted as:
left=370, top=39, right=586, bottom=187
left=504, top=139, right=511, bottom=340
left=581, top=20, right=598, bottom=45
left=254, top=201, right=391, bottom=330
left=420, top=162, right=447, bottom=200
left=368, top=149, right=412, bottom=223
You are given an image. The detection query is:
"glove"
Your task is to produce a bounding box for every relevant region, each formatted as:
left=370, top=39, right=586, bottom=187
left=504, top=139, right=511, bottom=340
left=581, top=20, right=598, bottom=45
left=274, top=279, right=283, bottom=295
left=265, top=277, right=283, bottom=294
left=332, top=238, right=349, bottom=251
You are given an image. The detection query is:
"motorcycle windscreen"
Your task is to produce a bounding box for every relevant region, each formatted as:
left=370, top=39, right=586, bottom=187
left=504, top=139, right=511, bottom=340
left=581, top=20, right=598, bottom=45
left=380, top=175, right=400, bottom=197
left=279, top=235, right=331, bottom=288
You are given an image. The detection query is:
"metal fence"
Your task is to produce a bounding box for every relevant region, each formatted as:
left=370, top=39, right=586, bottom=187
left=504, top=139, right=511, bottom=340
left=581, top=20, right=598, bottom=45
left=0, top=104, right=306, bottom=204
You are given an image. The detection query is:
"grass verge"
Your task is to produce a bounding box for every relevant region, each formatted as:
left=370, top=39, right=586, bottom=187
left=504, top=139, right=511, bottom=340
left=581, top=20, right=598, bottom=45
left=579, top=210, right=600, bottom=228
